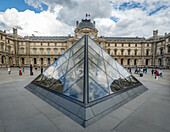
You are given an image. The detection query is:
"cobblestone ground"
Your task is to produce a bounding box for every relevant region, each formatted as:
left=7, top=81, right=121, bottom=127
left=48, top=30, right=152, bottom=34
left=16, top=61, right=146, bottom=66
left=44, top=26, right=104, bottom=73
left=0, top=68, right=170, bottom=132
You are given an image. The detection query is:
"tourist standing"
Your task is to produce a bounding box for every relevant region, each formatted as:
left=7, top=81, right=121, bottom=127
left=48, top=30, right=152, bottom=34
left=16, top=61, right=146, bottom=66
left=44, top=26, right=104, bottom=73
left=19, top=67, right=22, bottom=76
left=8, top=66, right=11, bottom=74
left=140, top=68, right=143, bottom=77
left=145, top=67, right=147, bottom=73
left=155, top=70, right=159, bottom=80
left=159, top=69, right=163, bottom=77
left=30, top=64, right=33, bottom=75
left=151, top=68, right=154, bottom=76
left=22, top=68, right=25, bottom=73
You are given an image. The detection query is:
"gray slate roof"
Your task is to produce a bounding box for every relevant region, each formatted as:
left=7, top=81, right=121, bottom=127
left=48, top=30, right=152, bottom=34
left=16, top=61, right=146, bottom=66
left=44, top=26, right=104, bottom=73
left=105, top=37, right=145, bottom=41
left=77, top=19, right=95, bottom=29
left=24, top=36, right=68, bottom=40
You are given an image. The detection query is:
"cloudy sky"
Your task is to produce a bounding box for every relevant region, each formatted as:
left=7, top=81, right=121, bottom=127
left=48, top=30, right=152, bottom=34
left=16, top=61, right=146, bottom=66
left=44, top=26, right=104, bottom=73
left=0, top=0, right=170, bottom=38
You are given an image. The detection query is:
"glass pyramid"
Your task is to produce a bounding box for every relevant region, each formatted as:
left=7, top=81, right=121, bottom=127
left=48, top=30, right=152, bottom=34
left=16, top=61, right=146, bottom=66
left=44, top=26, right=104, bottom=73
left=32, top=35, right=141, bottom=104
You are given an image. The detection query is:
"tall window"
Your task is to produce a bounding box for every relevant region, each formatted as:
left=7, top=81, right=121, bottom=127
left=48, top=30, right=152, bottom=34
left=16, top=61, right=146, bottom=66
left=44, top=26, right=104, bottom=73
left=121, top=49, right=124, bottom=55
left=108, top=49, right=110, bottom=54
left=146, top=59, right=148, bottom=65
left=34, top=58, right=36, bottom=64
left=22, top=58, right=24, bottom=64
left=128, top=59, right=130, bottom=65
left=134, top=59, right=137, bottom=65
left=129, top=43, right=130, bottom=47
left=22, top=48, right=24, bottom=54
left=34, top=43, right=36, bottom=46
left=41, top=43, right=43, bottom=46
left=115, top=44, right=117, bottom=47
left=135, top=50, right=137, bottom=55
left=1, top=36, right=3, bottom=40
left=114, top=49, right=117, bottom=55
left=41, top=58, right=43, bottom=64
left=108, top=43, right=110, bottom=47
left=122, top=44, right=124, bottom=47
left=48, top=43, right=50, bottom=46
left=121, top=59, right=123, bottom=65
left=128, top=49, right=130, bottom=55
left=79, top=34, right=81, bottom=38
left=168, top=46, right=170, bottom=53
left=55, top=43, right=57, bottom=46
left=55, top=49, right=57, bottom=54
left=48, top=58, right=50, bottom=65
left=147, top=44, right=149, bottom=47
left=135, top=44, right=137, bottom=47
left=48, top=49, right=50, bottom=54
left=34, top=49, right=36, bottom=54
left=8, top=40, right=10, bottom=43
left=1, top=44, right=3, bottom=52
left=146, top=50, right=149, bottom=55
left=8, top=47, right=11, bottom=53
left=61, top=49, right=64, bottom=54
left=160, top=48, right=163, bottom=54
left=41, top=49, right=43, bottom=54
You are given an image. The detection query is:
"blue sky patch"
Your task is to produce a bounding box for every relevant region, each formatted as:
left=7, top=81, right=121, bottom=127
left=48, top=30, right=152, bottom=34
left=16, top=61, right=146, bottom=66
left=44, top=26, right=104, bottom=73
left=110, top=16, right=119, bottom=23
left=118, top=1, right=142, bottom=11
left=149, top=5, right=168, bottom=16
left=0, top=0, right=48, bottom=13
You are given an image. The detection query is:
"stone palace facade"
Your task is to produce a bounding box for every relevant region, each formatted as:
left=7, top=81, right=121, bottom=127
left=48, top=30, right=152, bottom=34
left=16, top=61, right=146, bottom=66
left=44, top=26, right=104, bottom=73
left=0, top=19, right=170, bottom=68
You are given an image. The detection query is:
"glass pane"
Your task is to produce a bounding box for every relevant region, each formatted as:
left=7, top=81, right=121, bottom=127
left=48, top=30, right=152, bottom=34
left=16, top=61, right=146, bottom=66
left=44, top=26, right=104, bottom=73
left=52, top=61, right=68, bottom=80
left=89, top=77, right=109, bottom=102
left=88, top=60, right=109, bottom=93
left=107, top=75, right=122, bottom=93
left=88, top=47, right=105, bottom=71
left=88, top=37, right=103, bottom=57
left=67, top=48, right=84, bottom=72
left=102, top=49, right=119, bottom=71
left=116, top=62, right=131, bottom=78
left=50, top=76, right=65, bottom=93
left=63, top=78, right=83, bottom=101
left=104, top=60, right=120, bottom=80
left=63, top=60, right=84, bottom=92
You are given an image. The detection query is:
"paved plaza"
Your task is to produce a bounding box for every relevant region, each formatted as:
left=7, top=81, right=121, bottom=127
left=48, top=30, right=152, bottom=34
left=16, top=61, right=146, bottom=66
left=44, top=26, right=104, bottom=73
left=0, top=68, right=170, bottom=132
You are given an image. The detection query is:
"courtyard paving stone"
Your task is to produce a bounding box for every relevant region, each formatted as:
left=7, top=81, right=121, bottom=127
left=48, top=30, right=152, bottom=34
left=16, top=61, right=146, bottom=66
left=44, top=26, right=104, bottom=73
left=0, top=68, right=169, bottom=132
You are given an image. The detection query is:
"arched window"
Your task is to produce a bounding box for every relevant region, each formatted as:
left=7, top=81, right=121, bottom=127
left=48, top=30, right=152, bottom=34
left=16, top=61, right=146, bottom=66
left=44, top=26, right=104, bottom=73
left=47, top=49, right=50, bottom=54
left=134, top=59, right=137, bottom=65
left=41, top=58, right=43, bottom=64
left=8, top=46, right=11, bottom=53
left=22, top=58, right=25, bottom=64
left=41, top=49, right=43, bottom=54
left=55, top=49, right=57, bottom=54
left=135, top=50, right=137, bottom=55
left=34, top=58, right=36, bottom=64
left=128, top=59, right=130, bottom=65
left=114, top=49, right=117, bottom=55
left=48, top=58, right=50, bottom=65
left=2, top=56, right=5, bottom=64
left=108, top=49, right=110, bottom=54
left=146, top=59, right=149, bottom=65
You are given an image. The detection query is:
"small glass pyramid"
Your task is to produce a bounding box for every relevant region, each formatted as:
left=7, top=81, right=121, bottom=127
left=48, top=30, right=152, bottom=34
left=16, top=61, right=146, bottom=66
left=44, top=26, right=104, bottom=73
left=32, top=35, right=141, bottom=103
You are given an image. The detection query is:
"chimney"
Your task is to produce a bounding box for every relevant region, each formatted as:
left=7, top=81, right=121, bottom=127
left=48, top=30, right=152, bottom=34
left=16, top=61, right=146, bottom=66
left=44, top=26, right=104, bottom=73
left=13, top=28, right=17, bottom=35
left=76, top=21, right=79, bottom=27
left=153, top=30, right=158, bottom=36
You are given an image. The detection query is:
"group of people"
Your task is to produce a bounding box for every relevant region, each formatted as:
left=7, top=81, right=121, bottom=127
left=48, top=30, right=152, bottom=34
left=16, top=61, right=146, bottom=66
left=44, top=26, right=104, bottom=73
left=7, top=64, right=44, bottom=76
left=134, top=67, right=147, bottom=77
left=151, top=69, right=163, bottom=80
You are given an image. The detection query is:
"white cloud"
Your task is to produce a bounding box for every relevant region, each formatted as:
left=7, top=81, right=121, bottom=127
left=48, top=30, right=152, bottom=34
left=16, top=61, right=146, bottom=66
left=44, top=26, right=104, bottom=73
left=0, top=0, right=170, bottom=38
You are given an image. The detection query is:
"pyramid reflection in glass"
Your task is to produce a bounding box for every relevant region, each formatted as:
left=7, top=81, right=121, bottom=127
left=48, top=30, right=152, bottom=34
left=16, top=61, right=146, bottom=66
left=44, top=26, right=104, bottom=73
left=26, top=35, right=148, bottom=127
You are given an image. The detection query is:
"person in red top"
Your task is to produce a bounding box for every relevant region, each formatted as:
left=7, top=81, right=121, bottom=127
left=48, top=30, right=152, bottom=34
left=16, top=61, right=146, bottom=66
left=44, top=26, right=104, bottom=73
left=19, top=67, right=22, bottom=76
left=155, top=70, right=159, bottom=80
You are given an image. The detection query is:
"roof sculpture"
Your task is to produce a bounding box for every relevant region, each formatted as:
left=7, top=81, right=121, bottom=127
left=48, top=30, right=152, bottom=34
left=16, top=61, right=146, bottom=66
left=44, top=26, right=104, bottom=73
left=25, top=35, right=148, bottom=127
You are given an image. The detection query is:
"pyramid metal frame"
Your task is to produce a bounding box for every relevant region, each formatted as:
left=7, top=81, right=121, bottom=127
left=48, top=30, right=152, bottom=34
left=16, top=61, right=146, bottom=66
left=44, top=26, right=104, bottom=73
left=25, top=35, right=148, bottom=127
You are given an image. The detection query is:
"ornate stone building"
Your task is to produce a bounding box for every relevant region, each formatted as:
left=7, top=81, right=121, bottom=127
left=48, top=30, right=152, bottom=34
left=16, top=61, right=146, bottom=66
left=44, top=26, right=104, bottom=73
left=0, top=19, right=170, bottom=68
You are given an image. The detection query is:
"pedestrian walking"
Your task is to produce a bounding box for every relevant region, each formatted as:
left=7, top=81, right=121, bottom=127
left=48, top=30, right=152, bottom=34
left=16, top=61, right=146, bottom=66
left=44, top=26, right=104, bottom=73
left=8, top=66, right=11, bottom=74
left=145, top=67, right=147, bottom=73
